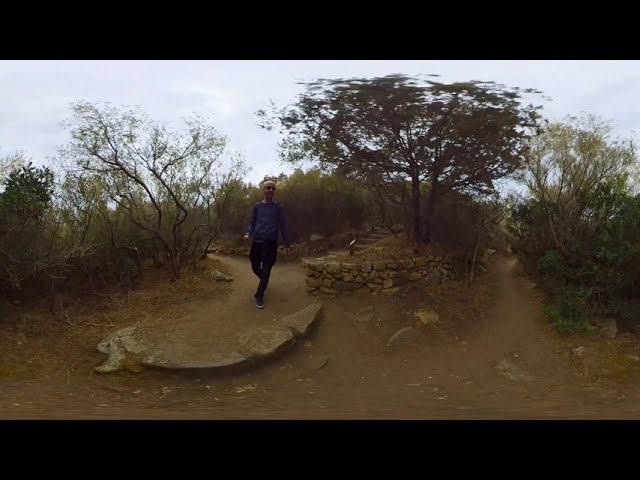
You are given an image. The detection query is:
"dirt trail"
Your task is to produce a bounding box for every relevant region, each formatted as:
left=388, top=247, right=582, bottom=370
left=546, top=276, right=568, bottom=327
left=137, top=255, right=311, bottom=363
left=2, top=255, right=640, bottom=418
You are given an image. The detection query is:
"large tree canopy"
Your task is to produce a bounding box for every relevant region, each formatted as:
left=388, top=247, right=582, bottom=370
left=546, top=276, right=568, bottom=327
left=257, top=74, right=543, bottom=241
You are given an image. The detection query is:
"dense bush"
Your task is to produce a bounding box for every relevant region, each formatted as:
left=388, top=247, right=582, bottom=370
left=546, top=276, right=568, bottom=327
left=509, top=115, right=640, bottom=332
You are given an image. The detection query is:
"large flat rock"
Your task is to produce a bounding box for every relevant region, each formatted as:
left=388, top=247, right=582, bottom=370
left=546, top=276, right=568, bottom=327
left=95, top=326, right=148, bottom=373
left=96, top=326, right=142, bottom=354
left=280, top=303, right=323, bottom=337
left=143, top=350, right=247, bottom=369
left=95, top=303, right=324, bottom=373
left=238, top=326, right=296, bottom=360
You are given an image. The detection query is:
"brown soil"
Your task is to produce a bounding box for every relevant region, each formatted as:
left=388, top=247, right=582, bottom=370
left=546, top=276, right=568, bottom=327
left=1, top=252, right=640, bottom=419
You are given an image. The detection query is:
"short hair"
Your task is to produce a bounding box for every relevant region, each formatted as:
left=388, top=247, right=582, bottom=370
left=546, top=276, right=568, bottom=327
left=263, top=180, right=276, bottom=188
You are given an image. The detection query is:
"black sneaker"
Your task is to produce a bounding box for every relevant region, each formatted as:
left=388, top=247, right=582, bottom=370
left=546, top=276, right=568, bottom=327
left=256, top=297, right=264, bottom=309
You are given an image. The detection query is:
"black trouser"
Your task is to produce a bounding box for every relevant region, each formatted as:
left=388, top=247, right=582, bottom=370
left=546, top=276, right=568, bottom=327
left=250, top=240, right=278, bottom=299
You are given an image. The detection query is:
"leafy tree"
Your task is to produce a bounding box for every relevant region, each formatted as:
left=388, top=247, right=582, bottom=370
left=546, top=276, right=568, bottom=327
left=60, top=101, right=236, bottom=280
left=258, top=74, right=542, bottom=242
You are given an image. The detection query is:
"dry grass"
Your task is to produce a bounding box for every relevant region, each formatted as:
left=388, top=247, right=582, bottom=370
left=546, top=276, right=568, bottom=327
left=0, top=257, right=230, bottom=379
left=334, top=234, right=450, bottom=262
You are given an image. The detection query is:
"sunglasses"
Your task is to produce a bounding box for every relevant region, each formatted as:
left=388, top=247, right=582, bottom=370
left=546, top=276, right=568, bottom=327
left=265, top=186, right=276, bottom=191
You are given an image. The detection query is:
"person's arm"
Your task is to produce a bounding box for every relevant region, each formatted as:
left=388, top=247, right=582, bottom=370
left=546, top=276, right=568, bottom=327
left=279, top=204, right=291, bottom=248
left=245, top=204, right=258, bottom=238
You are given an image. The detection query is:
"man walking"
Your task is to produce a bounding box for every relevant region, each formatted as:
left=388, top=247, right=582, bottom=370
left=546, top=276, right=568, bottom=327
left=244, top=180, right=290, bottom=309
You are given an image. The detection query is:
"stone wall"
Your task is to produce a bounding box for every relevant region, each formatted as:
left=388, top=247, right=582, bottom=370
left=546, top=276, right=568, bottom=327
left=303, top=256, right=459, bottom=296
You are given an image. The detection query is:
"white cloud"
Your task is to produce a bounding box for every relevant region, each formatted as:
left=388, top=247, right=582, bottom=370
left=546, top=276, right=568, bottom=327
left=0, top=60, right=639, bottom=183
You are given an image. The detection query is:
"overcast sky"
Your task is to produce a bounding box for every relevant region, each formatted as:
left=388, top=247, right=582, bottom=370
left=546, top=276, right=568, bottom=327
left=1, top=60, right=639, bottom=183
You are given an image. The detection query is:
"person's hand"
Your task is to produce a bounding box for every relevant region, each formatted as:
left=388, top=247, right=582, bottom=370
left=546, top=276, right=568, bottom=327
left=243, top=234, right=249, bottom=241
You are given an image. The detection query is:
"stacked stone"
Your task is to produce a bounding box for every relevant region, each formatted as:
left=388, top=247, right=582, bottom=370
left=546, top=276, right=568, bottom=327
left=303, top=256, right=458, bottom=296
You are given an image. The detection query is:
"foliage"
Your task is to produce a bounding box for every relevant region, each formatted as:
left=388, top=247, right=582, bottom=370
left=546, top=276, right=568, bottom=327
left=258, top=74, right=542, bottom=242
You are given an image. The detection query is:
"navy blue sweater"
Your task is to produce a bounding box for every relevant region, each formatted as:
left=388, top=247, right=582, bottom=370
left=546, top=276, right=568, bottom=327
left=246, top=201, right=290, bottom=247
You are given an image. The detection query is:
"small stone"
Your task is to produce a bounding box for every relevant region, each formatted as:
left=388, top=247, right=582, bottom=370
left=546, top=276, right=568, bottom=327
left=399, top=259, right=414, bottom=269
left=305, top=355, right=329, bottom=370
left=324, top=262, right=342, bottom=274
left=421, top=269, right=442, bottom=286
left=302, top=259, right=325, bottom=272
left=414, top=257, right=427, bottom=268
left=305, top=277, right=320, bottom=288
left=332, top=280, right=362, bottom=291
left=572, top=346, right=585, bottom=357
left=322, top=278, right=332, bottom=288
left=382, top=287, right=400, bottom=296
left=367, top=283, right=382, bottom=292
left=373, top=261, right=387, bottom=271
left=409, top=271, right=421, bottom=282
left=343, top=273, right=354, bottom=282
left=320, top=286, right=339, bottom=295
left=386, top=262, right=399, bottom=270
left=368, top=270, right=379, bottom=279
left=415, top=308, right=440, bottom=326
left=372, top=278, right=383, bottom=285
left=361, top=262, right=373, bottom=273
left=355, top=275, right=367, bottom=284
left=211, top=270, right=234, bottom=282
left=380, top=270, right=390, bottom=279
left=342, top=263, right=358, bottom=271
left=383, top=279, right=393, bottom=289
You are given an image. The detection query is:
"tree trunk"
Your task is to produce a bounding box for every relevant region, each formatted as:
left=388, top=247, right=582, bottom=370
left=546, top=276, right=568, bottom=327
left=424, top=178, right=438, bottom=244
left=411, top=176, right=421, bottom=242
left=469, top=237, right=481, bottom=286
left=374, top=188, right=388, bottom=230
left=152, top=244, right=162, bottom=268
left=201, top=233, right=218, bottom=259
left=169, top=249, right=181, bottom=281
